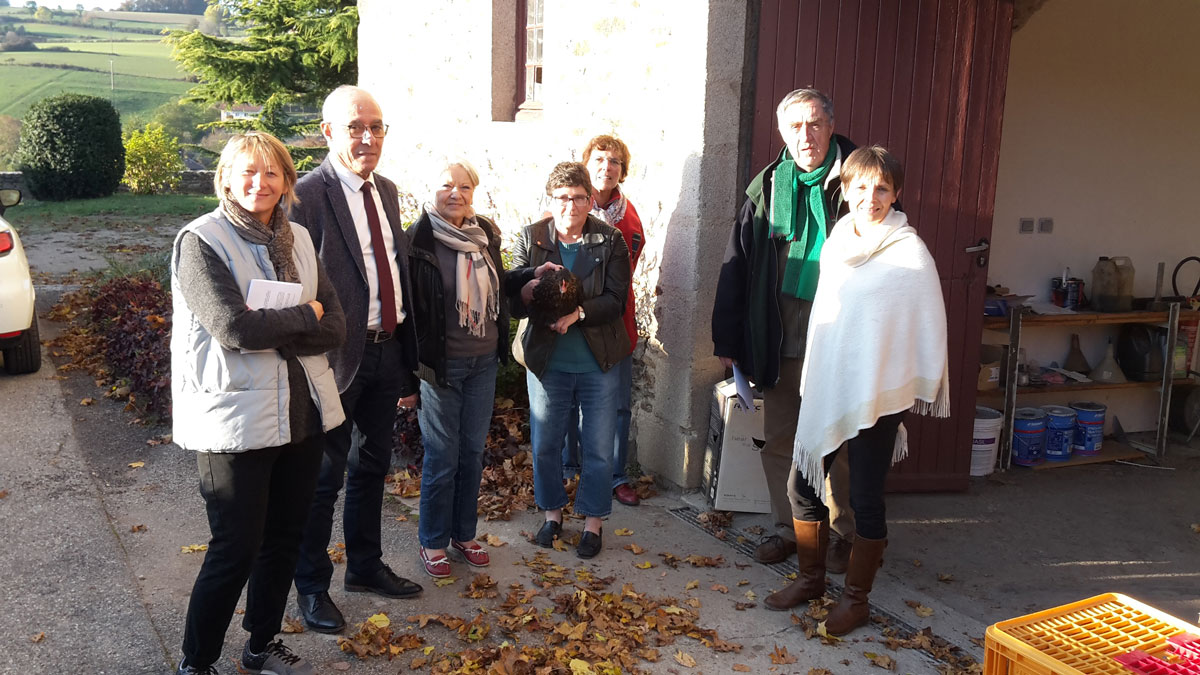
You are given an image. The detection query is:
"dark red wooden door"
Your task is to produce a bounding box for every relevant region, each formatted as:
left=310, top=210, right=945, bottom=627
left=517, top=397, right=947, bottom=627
left=749, top=0, right=1014, bottom=491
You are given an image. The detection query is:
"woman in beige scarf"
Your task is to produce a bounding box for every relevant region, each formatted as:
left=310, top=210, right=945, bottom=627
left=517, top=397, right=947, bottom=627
left=406, top=159, right=508, bottom=579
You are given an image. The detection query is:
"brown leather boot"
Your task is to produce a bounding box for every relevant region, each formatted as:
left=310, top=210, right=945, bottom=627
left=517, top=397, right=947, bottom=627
left=763, top=519, right=827, bottom=611
left=824, top=536, right=886, bottom=635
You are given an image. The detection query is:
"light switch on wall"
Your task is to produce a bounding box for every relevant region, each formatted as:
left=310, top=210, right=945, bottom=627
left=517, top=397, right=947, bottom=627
left=1038, top=217, right=1054, bottom=233
left=1019, top=217, right=1035, bottom=234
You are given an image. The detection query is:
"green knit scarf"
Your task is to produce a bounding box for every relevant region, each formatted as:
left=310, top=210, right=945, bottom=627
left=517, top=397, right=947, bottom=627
left=770, top=145, right=836, bottom=300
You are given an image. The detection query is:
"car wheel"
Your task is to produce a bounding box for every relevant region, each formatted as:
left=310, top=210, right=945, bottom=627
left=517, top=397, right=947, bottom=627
left=3, top=318, right=42, bottom=375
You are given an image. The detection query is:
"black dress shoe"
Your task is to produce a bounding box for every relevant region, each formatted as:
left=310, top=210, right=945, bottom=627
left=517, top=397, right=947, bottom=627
left=296, top=590, right=345, bottom=634
left=576, top=529, right=602, bottom=559
left=344, top=565, right=423, bottom=599
left=534, top=519, right=562, bottom=548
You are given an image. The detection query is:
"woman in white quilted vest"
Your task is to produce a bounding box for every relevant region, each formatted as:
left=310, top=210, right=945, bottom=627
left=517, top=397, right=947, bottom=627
left=170, top=132, right=346, bottom=675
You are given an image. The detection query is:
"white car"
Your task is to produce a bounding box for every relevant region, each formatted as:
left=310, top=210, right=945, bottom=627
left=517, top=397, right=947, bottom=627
left=0, top=189, right=40, bottom=375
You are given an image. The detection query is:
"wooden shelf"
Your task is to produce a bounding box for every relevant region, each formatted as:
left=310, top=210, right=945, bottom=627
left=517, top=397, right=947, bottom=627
left=983, top=310, right=1171, bottom=331
left=977, top=378, right=1190, bottom=398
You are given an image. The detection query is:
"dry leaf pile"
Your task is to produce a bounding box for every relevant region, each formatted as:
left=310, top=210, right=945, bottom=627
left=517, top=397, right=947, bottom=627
left=477, top=451, right=537, bottom=521
left=335, top=550, right=742, bottom=674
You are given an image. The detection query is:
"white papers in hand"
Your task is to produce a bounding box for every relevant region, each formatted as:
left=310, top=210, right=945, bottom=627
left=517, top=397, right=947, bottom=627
left=246, top=279, right=303, bottom=310
left=732, top=363, right=755, bottom=412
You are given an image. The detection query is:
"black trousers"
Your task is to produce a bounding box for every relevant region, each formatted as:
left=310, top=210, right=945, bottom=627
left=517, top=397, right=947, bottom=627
left=787, top=412, right=905, bottom=540
left=294, top=339, right=404, bottom=594
left=181, top=434, right=324, bottom=668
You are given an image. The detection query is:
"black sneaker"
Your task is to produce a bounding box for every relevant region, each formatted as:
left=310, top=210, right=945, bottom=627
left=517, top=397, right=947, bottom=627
left=176, top=659, right=219, bottom=675
left=241, top=639, right=314, bottom=675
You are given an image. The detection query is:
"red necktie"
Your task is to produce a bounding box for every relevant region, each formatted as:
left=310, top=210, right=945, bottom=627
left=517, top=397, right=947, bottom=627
left=361, top=182, right=397, bottom=331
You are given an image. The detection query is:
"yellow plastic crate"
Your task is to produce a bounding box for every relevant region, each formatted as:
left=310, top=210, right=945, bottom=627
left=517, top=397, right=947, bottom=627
left=985, top=593, right=1200, bottom=675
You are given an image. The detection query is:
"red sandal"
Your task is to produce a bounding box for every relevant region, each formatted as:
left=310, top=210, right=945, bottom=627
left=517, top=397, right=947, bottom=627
left=419, top=547, right=451, bottom=578
left=450, top=540, right=490, bottom=567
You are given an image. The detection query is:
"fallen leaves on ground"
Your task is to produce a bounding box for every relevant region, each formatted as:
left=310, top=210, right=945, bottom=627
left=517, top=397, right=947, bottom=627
left=865, top=651, right=897, bottom=670
left=337, top=611, right=425, bottom=658
left=613, top=528, right=634, bottom=536
left=146, top=433, right=172, bottom=446
left=80, top=397, right=94, bottom=406
left=938, top=573, right=954, bottom=583
left=807, top=669, right=834, bottom=675
left=732, top=664, right=751, bottom=672
left=460, top=574, right=497, bottom=599
left=484, top=533, right=506, bottom=547
left=327, top=542, right=345, bottom=564
left=281, top=615, right=304, bottom=633
left=434, top=577, right=457, bottom=588
left=711, top=584, right=729, bottom=594
left=905, top=599, right=935, bottom=617
left=881, top=625, right=982, bottom=674
left=30, top=632, right=45, bottom=643
left=770, top=644, right=797, bottom=664
left=673, top=649, right=697, bottom=667
left=0, top=490, right=7, bottom=499
left=696, top=510, right=732, bottom=529
left=384, top=469, right=421, bottom=498
left=130, top=524, right=147, bottom=532
left=477, top=451, right=537, bottom=520
left=128, top=461, right=144, bottom=468
left=1191, top=523, right=1200, bottom=534
left=624, top=543, right=645, bottom=555
left=685, top=580, right=699, bottom=590
left=180, top=544, right=207, bottom=554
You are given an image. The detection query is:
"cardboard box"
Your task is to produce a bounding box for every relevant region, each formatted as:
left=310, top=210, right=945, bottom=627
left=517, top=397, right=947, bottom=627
left=978, top=344, right=1006, bottom=391
left=701, top=378, right=771, bottom=513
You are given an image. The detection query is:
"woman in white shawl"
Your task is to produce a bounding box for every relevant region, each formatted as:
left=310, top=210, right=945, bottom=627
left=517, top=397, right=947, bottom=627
left=762, top=146, right=949, bottom=635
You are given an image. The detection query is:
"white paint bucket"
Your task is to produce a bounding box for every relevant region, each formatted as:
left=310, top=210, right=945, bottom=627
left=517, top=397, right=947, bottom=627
left=971, top=406, right=1003, bottom=476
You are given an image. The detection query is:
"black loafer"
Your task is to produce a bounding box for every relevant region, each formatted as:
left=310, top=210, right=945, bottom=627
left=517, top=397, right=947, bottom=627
left=344, top=565, right=423, bottom=599
left=296, top=590, right=345, bottom=634
left=534, top=520, right=562, bottom=548
left=576, top=529, right=602, bottom=559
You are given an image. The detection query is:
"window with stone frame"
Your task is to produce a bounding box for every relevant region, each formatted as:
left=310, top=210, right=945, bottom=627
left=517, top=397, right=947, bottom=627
left=515, top=0, right=543, bottom=120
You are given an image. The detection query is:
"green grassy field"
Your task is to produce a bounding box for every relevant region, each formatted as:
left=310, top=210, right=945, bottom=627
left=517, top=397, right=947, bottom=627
left=22, top=24, right=163, bottom=41
left=0, top=12, right=196, bottom=121
left=0, top=65, right=190, bottom=119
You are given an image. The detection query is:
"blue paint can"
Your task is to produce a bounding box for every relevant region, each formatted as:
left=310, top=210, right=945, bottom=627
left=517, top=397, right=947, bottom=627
left=1070, top=401, right=1106, bottom=455
left=1012, top=407, right=1047, bottom=466
left=1040, top=405, right=1076, bottom=462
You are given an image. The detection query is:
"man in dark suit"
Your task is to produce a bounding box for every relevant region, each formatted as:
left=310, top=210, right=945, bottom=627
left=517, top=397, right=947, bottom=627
left=291, top=85, right=423, bottom=634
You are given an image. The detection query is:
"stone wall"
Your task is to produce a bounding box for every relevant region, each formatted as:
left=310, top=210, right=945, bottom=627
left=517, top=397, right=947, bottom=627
left=358, top=0, right=750, bottom=488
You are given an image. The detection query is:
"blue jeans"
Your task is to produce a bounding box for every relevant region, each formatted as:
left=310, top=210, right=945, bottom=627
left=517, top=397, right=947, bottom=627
left=562, top=353, right=632, bottom=489
left=417, top=353, right=498, bottom=549
left=528, top=367, right=620, bottom=518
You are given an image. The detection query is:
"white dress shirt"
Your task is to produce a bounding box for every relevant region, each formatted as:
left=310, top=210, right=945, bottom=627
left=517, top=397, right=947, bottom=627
left=330, top=159, right=406, bottom=329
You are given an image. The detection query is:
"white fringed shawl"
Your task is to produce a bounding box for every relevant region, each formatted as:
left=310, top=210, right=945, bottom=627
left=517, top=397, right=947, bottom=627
left=792, top=209, right=950, bottom=499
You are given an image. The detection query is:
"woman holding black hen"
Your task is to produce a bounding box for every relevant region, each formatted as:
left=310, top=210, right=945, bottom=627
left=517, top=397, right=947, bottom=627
left=505, top=161, right=631, bottom=559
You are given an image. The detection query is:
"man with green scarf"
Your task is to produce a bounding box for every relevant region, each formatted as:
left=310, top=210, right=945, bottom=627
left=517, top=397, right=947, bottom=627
left=712, top=89, right=857, bottom=576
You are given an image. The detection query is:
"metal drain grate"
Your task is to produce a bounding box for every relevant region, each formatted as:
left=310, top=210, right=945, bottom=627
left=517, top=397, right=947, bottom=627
left=668, top=505, right=953, bottom=670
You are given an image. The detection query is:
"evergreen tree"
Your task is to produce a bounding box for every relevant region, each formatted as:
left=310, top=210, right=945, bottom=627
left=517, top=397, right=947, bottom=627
left=166, top=0, right=357, bottom=138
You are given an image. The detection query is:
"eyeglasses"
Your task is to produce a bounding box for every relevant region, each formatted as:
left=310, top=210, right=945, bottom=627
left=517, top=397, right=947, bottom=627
left=344, top=123, right=389, bottom=138
left=553, top=195, right=590, bottom=207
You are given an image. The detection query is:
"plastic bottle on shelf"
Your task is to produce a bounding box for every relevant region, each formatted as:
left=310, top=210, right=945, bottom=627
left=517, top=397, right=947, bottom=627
left=1091, top=256, right=1119, bottom=312
left=1110, top=256, right=1135, bottom=311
